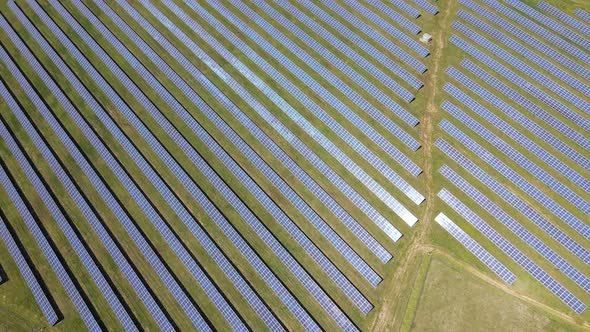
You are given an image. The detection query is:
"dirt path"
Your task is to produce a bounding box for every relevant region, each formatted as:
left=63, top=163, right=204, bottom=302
left=372, top=2, right=456, bottom=331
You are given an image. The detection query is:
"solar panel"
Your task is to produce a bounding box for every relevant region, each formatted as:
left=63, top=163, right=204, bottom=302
left=453, top=21, right=590, bottom=113
left=388, top=0, right=422, bottom=18
left=341, top=0, right=420, bottom=36
left=150, top=0, right=422, bottom=225
left=460, top=60, right=590, bottom=153
left=363, top=0, right=421, bottom=34
left=107, top=0, right=403, bottom=258
left=68, top=0, right=379, bottom=295
left=296, top=0, right=427, bottom=72
left=537, top=2, right=590, bottom=37
left=0, top=44, right=136, bottom=332
left=438, top=119, right=590, bottom=242
left=437, top=187, right=586, bottom=314
left=446, top=66, right=590, bottom=170
left=575, top=8, right=590, bottom=23
left=457, top=10, right=590, bottom=95
left=444, top=84, right=590, bottom=204
left=459, top=0, right=590, bottom=81
left=321, top=0, right=429, bottom=56
left=436, top=137, right=590, bottom=265
left=0, top=166, right=101, bottom=331
left=412, top=0, right=439, bottom=15
left=449, top=36, right=590, bottom=133
left=217, top=0, right=421, bottom=156
left=434, top=213, right=516, bottom=285
left=476, top=0, right=590, bottom=64
left=504, top=0, right=590, bottom=50
left=0, top=215, right=60, bottom=325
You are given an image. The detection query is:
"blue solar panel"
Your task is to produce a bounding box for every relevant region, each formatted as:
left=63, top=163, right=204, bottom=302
left=149, top=0, right=422, bottom=226
left=444, top=84, right=590, bottom=204
left=457, top=11, right=590, bottom=95
left=362, top=0, right=421, bottom=34
left=437, top=187, right=586, bottom=314
left=436, top=136, right=590, bottom=265
left=537, top=2, right=590, bottom=38
left=388, top=0, right=421, bottom=18
left=477, top=0, right=590, bottom=64
left=0, top=166, right=100, bottom=331
left=453, top=22, right=590, bottom=114
left=434, top=213, right=516, bottom=285
left=412, top=0, right=439, bottom=15
left=449, top=36, right=590, bottom=133
left=341, top=0, right=420, bottom=36
left=107, top=0, right=403, bottom=261
left=0, top=39, right=136, bottom=332
left=459, top=0, right=590, bottom=81
left=215, top=0, right=421, bottom=155
left=504, top=0, right=590, bottom=50
left=69, top=0, right=379, bottom=295
left=248, top=0, right=422, bottom=106
left=438, top=118, right=590, bottom=242
left=0, top=215, right=60, bottom=325
left=296, top=0, right=427, bottom=72
left=446, top=66, right=590, bottom=170
left=460, top=60, right=590, bottom=154
left=321, top=0, right=429, bottom=57
left=576, top=8, right=590, bottom=23
left=272, top=0, right=423, bottom=90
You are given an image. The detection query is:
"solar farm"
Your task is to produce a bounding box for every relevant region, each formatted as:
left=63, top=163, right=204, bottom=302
left=0, top=0, right=588, bottom=330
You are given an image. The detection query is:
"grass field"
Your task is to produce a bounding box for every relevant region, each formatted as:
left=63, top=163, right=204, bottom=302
left=0, top=0, right=588, bottom=330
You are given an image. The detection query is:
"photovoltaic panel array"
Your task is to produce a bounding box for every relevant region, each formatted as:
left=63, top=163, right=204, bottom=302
left=145, top=0, right=421, bottom=227
left=576, top=8, right=590, bottom=23
left=437, top=187, right=586, bottom=314
left=439, top=105, right=590, bottom=242
left=389, top=0, right=422, bottom=18
left=434, top=213, right=516, bottom=285
left=362, top=0, right=421, bottom=34
left=446, top=66, right=590, bottom=170
left=0, top=215, right=60, bottom=325
left=459, top=0, right=590, bottom=81
left=435, top=133, right=590, bottom=265
left=412, top=0, right=439, bottom=15
left=537, top=1, right=590, bottom=37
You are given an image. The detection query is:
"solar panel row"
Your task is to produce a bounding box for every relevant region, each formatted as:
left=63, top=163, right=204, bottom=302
left=272, top=0, right=424, bottom=90
left=537, top=1, right=590, bottom=37
left=450, top=36, right=590, bottom=134
left=460, top=60, right=590, bottom=152
left=0, top=215, right=60, bottom=325
left=437, top=187, right=586, bottom=314
left=0, top=31, right=175, bottom=332
left=148, top=0, right=421, bottom=227
left=296, top=0, right=427, bottom=72
left=0, top=166, right=101, bottom=331
left=91, top=0, right=391, bottom=268
left=444, top=83, right=590, bottom=197
left=321, top=0, right=429, bottom=57
left=363, top=0, right=421, bottom=34
left=477, top=0, right=590, bottom=64
left=504, top=0, right=590, bottom=50
left=453, top=21, right=590, bottom=113
left=388, top=0, right=422, bottom=18
left=446, top=66, right=590, bottom=171
left=248, top=0, right=421, bottom=110
left=0, top=37, right=136, bottom=332
left=576, top=8, right=590, bottom=23
left=434, top=213, right=517, bottom=285
left=12, top=3, right=239, bottom=329
left=457, top=10, right=590, bottom=95
left=341, top=0, right=420, bottom=37
left=109, top=0, right=403, bottom=254
left=439, top=119, right=590, bottom=241
left=435, top=135, right=590, bottom=265
left=412, top=0, right=439, bottom=15
left=219, top=0, right=420, bottom=147
left=107, top=2, right=362, bottom=329
left=459, top=0, right=590, bottom=81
